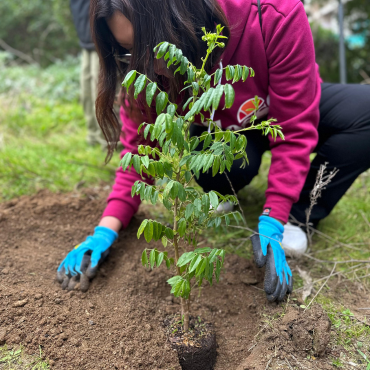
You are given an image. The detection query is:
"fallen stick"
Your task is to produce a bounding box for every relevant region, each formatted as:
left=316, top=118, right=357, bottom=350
left=305, top=263, right=337, bottom=310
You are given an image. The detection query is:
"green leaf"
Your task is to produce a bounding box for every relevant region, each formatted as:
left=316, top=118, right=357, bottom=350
left=167, top=275, right=182, bottom=286
left=185, top=203, right=194, bottom=220
left=156, top=91, right=168, bottom=115
left=137, top=219, right=148, bottom=239
left=143, top=124, right=151, bottom=139
left=212, top=84, right=224, bottom=111
left=203, top=87, right=215, bottom=111
left=202, top=194, right=210, bottom=212
left=177, top=183, right=187, bottom=202
left=182, top=96, right=193, bottom=112
left=147, top=163, right=155, bottom=177
left=141, top=155, right=150, bottom=169
left=141, top=249, right=148, bottom=267
left=156, top=42, right=169, bottom=59
left=224, top=214, right=230, bottom=226
left=155, top=162, right=164, bottom=178
left=203, top=133, right=212, bottom=150
left=196, top=256, right=208, bottom=277
left=225, top=65, right=235, bottom=81
left=180, top=56, right=189, bottom=74
left=156, top=252, right=164, bottom=267
left=242, top=66, right=249, bottom=82
left=233, top=64, right=242, bottom=83
left=185, top=171, right=192, bottom=183
left=149, top=249, right=156, bottom=269
left=174, top=48, right=183, bottom=62
left=144, top=221, right=153, bottom=243
left=204, top=154, right=214, bottom=172
left=132, top=155, right=141, bottom=173
left=165, top=114, right=174, bottom=135
left=215, top=259, right=221, bottom=282
left=177, top=252, right=195, bottom=267
left=120, top=152, right=132, bottom=171
left=178, top=218, right=186, bottom=237
left=187, top=68, right=195, bottom=83
left=214, top=68, right=223, bottom=85
left=212, top=156, right=220, bottom=176
left=192, top=82, right=199, bottom=94
left=146, top=82, right=157, bottom=106
left=194, top=247, right=211, bottom=253
left=189, top=254, right=202, bottom=273
left=134, top=74, right=146, bottom=99
left=152, top=221, right=160, bottom=241
left=165, top=227, right=174, bottom=239
left=122, top=70, right=136, bottom=91
left=209, top=191, right=219, bottom=209
left=224, top=84, right=235, bottom=109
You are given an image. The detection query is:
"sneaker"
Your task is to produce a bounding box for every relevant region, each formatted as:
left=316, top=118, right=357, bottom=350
left=282, top=222, right=308, bottom=257
left=215, top=201, right=234, bottom=213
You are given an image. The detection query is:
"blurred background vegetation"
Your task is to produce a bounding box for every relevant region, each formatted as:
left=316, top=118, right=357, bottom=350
left=0, top=0, right=368, bottom=199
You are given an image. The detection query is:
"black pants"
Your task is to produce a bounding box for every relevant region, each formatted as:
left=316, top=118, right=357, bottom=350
left=190, top=83, right=370, bottom=226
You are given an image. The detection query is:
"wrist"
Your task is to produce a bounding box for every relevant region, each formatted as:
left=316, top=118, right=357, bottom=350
left=99, top=216, right=122, bottom=233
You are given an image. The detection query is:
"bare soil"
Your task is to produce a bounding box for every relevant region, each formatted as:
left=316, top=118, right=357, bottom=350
left=0, top=189, right=339, bottom=369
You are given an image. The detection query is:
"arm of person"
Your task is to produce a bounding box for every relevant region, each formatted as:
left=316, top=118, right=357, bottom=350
left=251, top=1, right=320, bottom=302
left=262, top=0, right=321, bottom=224
left=101, top=103, right=154, bottom=229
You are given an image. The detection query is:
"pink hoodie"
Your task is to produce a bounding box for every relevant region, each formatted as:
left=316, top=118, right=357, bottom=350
left=102, top=0, right=321, bottom=226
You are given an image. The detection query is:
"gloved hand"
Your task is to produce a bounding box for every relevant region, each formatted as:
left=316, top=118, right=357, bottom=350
left=251, top=216, right=293, bottom=302
left=56, top=226, right=118, bottom=292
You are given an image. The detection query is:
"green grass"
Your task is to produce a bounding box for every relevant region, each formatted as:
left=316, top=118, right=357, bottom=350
left=0, top=95, right=118, bottom=200
left=0, top=345, right=49, bottom=370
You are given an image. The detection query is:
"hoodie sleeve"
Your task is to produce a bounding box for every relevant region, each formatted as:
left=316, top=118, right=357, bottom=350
left=101, top=106, right=154, bottom=228
left=262, top=1, right=321, bottom=223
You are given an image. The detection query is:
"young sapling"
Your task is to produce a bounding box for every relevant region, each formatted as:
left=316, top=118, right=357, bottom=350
left=120, top=25, right=283, bottom=332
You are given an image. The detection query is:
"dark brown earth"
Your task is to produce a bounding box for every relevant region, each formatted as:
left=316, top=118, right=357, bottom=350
left=0, top=189, right=338, bottom=369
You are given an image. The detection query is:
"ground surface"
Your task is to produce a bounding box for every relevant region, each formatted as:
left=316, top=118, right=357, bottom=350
left=0, top=189, right=267, bottom=370
left=1, top=190, right=369, bottom=369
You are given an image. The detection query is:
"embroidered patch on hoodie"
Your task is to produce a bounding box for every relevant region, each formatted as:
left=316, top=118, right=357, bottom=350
left=237, top=96, right=270, bottom=126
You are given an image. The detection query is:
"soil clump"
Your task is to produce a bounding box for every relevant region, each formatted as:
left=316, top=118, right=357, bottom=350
left=237, top=305, right=334, bottom=370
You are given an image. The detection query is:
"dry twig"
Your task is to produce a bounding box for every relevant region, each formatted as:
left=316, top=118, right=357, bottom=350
left=305, top=263, right=337, bottom=310
left=224, top=172, right=248, bottom=227
left=305, top=163, right=339, bottom=246
left=0, top=38, right=38, bottom=65
left=296, top=266, right=313, bottom=301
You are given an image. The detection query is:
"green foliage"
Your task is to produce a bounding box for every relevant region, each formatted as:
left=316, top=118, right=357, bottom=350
left=0, top=54, right=80, bottom=102
left=0, top=0, right=78, bottom=67
left=122, top=25, right=283, bottom=328
left=311, top=0, right=370, bottom=83
left=0, top=90, right=117, bottom=200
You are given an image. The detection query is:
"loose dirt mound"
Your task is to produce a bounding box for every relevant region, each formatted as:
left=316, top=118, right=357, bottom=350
left=0, top=189, right=274, bottom=370
left=237, top=305, right=334, bottom=370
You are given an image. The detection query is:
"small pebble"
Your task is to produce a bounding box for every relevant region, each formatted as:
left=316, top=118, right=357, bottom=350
left=55, top=298, right=61, bottom=304
left=34, top=294, right=43, bottom=300
left=1, top=268, right=9, bottom=275
left=13, top=299, right=28, bottom=308
left=88, top=302, right=95, bottom=309
left=88, top=320, right=95, bottom=325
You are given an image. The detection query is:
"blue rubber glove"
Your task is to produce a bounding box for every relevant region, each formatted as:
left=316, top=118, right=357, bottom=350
left=57, top=226, right=118, bottom=292
left=251, top=216, right=293, bottom=302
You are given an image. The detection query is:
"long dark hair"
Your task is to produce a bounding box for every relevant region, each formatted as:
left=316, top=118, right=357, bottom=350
left=90, top=0, right=229, bottom=161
